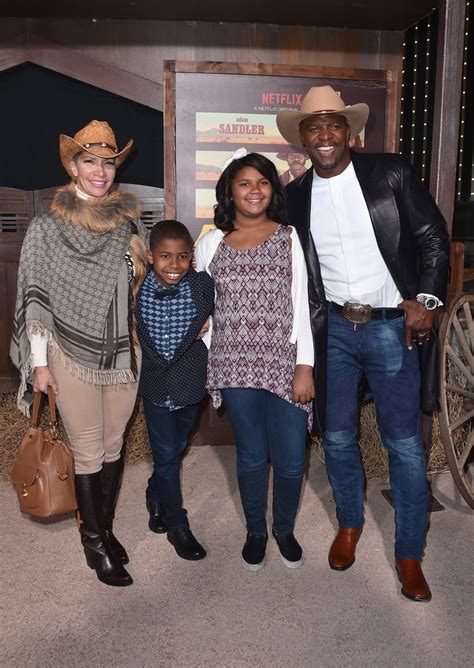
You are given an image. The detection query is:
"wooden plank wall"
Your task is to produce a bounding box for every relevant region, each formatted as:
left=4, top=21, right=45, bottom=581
left=0, top=19, right=403, bottom=110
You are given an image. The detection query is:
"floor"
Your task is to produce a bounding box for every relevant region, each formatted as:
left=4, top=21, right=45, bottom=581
left=1, top=446, right=472, bottom=667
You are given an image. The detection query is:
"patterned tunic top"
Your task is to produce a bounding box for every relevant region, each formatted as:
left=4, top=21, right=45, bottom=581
left=208, top=225, right=311, bottom=421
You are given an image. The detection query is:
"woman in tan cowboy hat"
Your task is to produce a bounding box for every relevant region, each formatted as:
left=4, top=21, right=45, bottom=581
left=11, top=120, right=149, bottom=587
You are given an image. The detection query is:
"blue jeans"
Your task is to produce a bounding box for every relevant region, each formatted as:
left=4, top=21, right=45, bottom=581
left=322, top=308, right=429, bottom=560
left=143, top=398, right=199, bottom=530
left=221, top=388, right=308, bottom=535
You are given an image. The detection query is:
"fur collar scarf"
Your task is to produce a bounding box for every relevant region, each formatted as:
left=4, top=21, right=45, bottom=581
left=49, top=182, right=142, bottom=233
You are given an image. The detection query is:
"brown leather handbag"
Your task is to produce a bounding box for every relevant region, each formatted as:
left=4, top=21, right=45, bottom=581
left=10, top=388, right=77, bottom=517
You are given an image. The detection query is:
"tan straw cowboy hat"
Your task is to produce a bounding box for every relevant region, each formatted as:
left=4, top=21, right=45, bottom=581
left=276, top=85, right=369, bottom=147
left=59, top=120, right=133, bottom=178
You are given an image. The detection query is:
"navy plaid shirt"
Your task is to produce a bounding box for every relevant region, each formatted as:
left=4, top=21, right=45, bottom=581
left=138, top=271, right=196, bottom=408
left=136, top=268, right=214, bottom=409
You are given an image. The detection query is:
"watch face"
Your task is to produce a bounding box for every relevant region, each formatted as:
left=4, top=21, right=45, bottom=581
left=425, top=297, right=438, bottom=310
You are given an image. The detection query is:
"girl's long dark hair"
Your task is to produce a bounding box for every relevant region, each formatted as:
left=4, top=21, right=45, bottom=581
left=214, top=152, right=288, bottom=232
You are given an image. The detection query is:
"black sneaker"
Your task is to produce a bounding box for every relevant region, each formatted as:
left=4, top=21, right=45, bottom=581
left=241, top=533, right=268, bottom=571
left=272, top=530, right=304, bottom=568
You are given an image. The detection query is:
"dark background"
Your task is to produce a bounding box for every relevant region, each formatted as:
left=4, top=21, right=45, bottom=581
left=0, top=63, right=164, bottom=190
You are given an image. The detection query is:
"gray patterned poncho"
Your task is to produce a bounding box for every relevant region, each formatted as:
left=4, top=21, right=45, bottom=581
left=10, top=185, right=148, bottom=414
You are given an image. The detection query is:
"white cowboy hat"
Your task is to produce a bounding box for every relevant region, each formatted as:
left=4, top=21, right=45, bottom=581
left=276, top=85, right=369, bottom=147
left=59, top=120, right=133, bottom=178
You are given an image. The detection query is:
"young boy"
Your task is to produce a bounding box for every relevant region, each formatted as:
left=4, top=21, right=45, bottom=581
left=136, top=220, right=214, bottom=560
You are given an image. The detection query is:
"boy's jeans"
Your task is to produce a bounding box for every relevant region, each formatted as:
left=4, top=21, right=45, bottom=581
left=143, top=398, right=199, bottom=530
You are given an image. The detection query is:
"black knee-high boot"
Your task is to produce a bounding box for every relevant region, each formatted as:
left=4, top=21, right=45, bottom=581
left=75, top=472, right=132, bottom=587
left=101, top=459, right=129, bottom=564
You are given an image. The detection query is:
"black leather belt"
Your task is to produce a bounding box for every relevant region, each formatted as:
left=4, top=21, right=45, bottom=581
left=328, top=301, right=403, bottom=324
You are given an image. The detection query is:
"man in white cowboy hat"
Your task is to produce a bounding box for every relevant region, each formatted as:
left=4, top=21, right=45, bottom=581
left=277, top=85, right=449, bottom=602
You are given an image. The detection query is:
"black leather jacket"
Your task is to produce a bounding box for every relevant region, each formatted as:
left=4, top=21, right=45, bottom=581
left=286, top=151, right=450, bottom=433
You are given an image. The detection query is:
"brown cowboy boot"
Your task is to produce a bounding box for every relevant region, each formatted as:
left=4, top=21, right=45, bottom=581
left=395, top=559, right=432, bottom=601
left=328, top=527, right=362, bottom=571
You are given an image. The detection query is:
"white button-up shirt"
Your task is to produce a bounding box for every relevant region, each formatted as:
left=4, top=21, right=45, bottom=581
left=310, top=162, right=403, bottom=308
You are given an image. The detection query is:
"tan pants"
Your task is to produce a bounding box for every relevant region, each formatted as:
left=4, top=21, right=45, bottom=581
left=49, top=352, right=141, bottom=474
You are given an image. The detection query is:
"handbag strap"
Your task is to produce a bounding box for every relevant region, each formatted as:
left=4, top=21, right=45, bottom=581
left=31, top=388, right=58, bottom=428
left=47, top=387, right=58, bottom=426
left=31, top=392, right=42, bottom=428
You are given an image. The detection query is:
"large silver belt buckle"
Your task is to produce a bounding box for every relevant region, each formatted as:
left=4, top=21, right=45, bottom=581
left=342, top=301, right=372, bottom=324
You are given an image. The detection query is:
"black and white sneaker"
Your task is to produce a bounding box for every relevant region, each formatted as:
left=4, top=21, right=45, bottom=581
left=241, top=533, right=268, bottom=571
left=272, top=530, right=304, bottom=568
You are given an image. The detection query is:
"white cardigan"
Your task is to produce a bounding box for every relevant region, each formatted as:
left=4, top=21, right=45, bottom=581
left=194, top=226, right=314, bottom=367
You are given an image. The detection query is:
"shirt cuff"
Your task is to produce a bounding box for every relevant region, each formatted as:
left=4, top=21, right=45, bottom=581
left=29, top=332, right=48, bottom=367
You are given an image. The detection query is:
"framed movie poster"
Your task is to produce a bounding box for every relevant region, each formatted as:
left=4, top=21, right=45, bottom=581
left=164, top=62, right=399, bottom=240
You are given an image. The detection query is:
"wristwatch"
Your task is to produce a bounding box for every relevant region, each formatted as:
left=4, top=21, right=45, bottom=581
left=416, top=294, right=441, bottom=310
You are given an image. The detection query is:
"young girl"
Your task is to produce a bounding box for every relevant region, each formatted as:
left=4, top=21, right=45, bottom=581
left=195, top=151, right=314, bottom=571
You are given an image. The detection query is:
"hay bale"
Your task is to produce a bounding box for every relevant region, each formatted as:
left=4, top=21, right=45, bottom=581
left=0, top=392, right=31, bottom=482
left=122, top=398, right=152, bottom=464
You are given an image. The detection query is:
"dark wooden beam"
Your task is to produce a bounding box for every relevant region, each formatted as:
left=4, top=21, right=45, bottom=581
left=163, top=60, right=177, bottom=219
left=0, top=34, right=163, bottom=111
left=429, top=0, right=466, bottom=234
left=0, top=33, right=27, bottom=72
left=0, top=0, right=441, bottom=31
